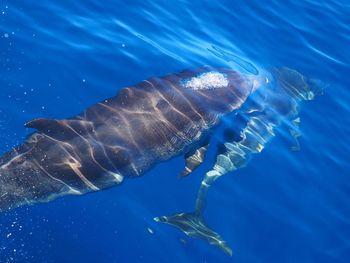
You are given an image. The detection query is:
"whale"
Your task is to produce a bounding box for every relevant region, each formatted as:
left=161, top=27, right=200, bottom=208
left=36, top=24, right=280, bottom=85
left=0, top=67, right=254, bottom=208
left=0, top=66, right=318, bottom=255
left=155, top=67, right=319, bottom=255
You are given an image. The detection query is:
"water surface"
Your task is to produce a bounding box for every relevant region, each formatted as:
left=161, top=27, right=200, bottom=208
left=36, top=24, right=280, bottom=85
left=0, top=1, right=349, bottom=262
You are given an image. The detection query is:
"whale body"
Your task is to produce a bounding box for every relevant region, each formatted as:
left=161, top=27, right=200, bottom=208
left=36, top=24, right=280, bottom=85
left=0, top=67, right=254, bottom=211
left=155, top=68, right=319, bottom=255
left=0, top=66, right=318, bottom=255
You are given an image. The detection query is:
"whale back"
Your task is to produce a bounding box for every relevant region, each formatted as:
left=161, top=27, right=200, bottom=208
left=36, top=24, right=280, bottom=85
left=0, top=67, right=254, bottom=212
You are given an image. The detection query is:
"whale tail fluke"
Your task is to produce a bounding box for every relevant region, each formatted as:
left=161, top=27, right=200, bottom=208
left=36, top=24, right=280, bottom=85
left=154, top=212, right=232, bottom=256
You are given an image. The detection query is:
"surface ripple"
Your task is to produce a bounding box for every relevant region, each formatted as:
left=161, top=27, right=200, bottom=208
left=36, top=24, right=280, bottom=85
left=0, top=0, right=349, bottom=262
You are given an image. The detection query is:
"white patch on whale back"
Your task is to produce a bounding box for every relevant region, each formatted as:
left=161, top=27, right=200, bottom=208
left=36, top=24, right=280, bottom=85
left=184, top=72, right=228, bottom=90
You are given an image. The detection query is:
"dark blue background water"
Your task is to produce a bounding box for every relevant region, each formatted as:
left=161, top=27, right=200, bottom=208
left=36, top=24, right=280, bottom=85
left=0, top=1, right=349, bottom=262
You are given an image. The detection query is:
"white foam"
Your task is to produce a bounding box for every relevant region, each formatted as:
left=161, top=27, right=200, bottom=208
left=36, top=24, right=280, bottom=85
left=185, top=72, right=228, bottom=90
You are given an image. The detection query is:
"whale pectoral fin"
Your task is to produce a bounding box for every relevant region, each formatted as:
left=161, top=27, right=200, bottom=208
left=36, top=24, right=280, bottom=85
left=180, top=141, right=209, bottom=177
left=289, top=117, right=301, bottom=151
left=154, top=213, right=232, bottom=256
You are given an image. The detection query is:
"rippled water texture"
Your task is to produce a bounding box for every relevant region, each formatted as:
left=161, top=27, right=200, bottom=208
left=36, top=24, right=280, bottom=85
left=0, top=1, right=349, bottom=262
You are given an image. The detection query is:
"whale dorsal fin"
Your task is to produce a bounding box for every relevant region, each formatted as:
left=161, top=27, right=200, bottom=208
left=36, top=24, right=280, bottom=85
left=25, top=118, right=95, bottom=137
left=25, top=118, right=58, bottom=130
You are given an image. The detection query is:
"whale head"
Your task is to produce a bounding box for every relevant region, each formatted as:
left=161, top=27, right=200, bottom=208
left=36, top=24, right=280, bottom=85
left=272, top=67, right=322, bottom=101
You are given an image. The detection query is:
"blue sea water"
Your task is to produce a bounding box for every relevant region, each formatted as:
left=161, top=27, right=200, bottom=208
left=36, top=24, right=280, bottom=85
left=0, top=0, right=349, bottom=262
